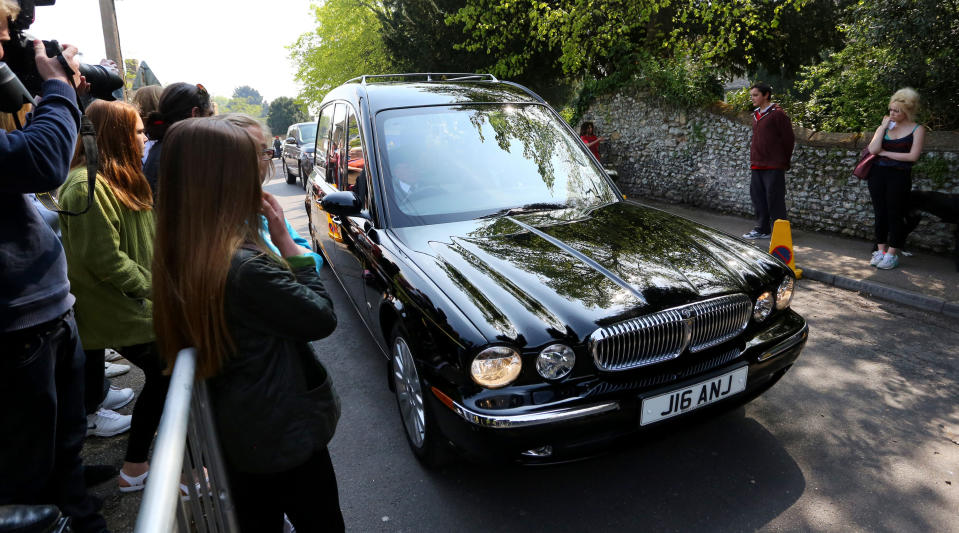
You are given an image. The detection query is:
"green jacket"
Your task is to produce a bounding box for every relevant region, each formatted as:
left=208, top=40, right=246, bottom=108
left=58, top=167, right=156, bottom=349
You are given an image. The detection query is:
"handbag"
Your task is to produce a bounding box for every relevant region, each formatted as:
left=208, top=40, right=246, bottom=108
left=853, top=147, right=877, bottom=180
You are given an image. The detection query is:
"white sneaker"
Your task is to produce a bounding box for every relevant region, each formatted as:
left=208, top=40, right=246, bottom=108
left=876, top=253, right=900, bottom=270
left=87, top=408, right=132, bottom=437
left=101, top=386, right=134, bottom=410
left=869, top=250, right=885, bottom=267
left=104, top=348, right=123, bottom=362
left=104, top=361, right=130, bottom=378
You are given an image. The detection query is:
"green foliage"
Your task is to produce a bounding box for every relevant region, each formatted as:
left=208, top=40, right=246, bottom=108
left=569, top=53, right=723, bottom=126
left=914, top=154, right=952, bottom=189
left=724, top=86, right=805, bottom=126
left=213, top=94, right=268, bottom=118
left=290, top=0, right=394, bottom=109
left=233, top=86, right=264, bottom=106
left=375, top=0, right=488, bottom=73
left=449, top=0, right=671, bottom=78
left=449, top=0, right=821, bottom=82
left=267, top=97, right=309, bottom=136
left=795, top=0, right=959, bottom=131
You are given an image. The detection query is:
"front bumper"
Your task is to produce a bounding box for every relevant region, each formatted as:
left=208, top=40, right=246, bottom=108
left=430, top=310, right=808, bottom=462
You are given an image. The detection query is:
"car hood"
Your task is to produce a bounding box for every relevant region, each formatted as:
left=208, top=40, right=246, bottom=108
left=390, top=201, right=787, bottom=347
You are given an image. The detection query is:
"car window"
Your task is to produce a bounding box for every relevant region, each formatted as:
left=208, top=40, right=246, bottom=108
left=376, top=104, right=618, bottom=227
left=343, top=107, right=367, bottom=209
left=330, top=104, right=347, bottom=189
left=298, top=123, right=317, bottom=145
left=316, top=106, right=335, bottom=181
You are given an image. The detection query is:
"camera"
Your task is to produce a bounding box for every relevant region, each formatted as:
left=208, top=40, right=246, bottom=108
left=1, top=0, right=124, bottom=103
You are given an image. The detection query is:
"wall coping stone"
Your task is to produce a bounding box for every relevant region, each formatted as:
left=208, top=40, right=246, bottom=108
left=708, top=101, right=959, bottom=152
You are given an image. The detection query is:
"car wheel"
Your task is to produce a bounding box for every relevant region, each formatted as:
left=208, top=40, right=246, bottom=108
left=390, top=325, right=452, bottom=468
left=284, top=159, right=296, bottom=185
left=298, top=162, right=307, bottom=189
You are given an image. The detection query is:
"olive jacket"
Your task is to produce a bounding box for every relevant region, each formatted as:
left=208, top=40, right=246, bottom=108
left=210, top=248, right=339, bottom=474
left=58, top=168, right=155, bottom=349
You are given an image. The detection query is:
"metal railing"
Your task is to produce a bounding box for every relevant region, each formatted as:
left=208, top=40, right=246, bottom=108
left=135, top=348, right=238, bottom=533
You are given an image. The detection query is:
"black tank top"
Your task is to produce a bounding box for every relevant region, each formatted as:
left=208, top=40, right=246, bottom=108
left=877, top=125, right=919, bottom=169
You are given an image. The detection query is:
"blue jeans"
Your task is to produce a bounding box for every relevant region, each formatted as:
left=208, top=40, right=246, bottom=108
left=0, top=311, right=107, bottom=533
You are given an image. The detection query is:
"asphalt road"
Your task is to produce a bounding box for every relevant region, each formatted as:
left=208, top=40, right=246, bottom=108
left=87, top=167, right=959, bottom=532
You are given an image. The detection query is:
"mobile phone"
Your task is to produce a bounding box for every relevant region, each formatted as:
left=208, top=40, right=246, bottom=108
left=888, top=120, right=897, bottom=130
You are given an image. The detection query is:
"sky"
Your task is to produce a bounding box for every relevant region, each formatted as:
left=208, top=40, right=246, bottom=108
left=28, top=0, right=318, bottom=101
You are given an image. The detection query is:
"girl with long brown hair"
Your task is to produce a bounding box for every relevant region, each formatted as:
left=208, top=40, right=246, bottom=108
left=153, top=117, right=343, bottom=532
left=57, top=99, right=170, bottom=493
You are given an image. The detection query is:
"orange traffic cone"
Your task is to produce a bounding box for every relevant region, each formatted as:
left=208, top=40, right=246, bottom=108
left=769, top=219, right=802, bottom=279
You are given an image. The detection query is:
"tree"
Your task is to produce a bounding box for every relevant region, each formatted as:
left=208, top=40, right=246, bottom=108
left=267, top=97, right=309, bottom=136
left=376, top=0, right=491, bottom=73
left=449, top=0, right=828, bottom=81
left=375, top=0, right=569, bottom=102
left=796, top=0, right=959, bottom=130
left=214, top=92, right=268, bottom=118
left=233, top=85, right=264, bottom=106
left=289, top=0, right=394, bottom=109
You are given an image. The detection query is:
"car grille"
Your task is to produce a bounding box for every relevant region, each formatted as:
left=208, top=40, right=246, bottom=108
left=588, top=294, right=752, bottom=371
left=584, top=346, right=742, bottom=396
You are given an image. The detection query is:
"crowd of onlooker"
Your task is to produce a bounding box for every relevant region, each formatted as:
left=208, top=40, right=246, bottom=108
left=1, top=1, right=343, bottom=530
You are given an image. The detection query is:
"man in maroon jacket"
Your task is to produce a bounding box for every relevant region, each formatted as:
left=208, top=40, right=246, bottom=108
left=742, top=82, right=795, bottom=240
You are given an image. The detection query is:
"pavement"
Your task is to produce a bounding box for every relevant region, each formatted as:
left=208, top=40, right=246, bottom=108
left=640, top=198, right=959, bottom=318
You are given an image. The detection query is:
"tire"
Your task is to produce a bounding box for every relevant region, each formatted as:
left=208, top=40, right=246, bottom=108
left=298, top=162, right=307, bottom=189
left=284, top=159, right=296, bottom=185
left=390, top=324, right=453, bottom=468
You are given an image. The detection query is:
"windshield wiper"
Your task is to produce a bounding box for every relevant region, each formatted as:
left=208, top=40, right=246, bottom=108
left=479, top=202, right=567, bottom=219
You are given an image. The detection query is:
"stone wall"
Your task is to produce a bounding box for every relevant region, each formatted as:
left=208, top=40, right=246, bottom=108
left=583, top=91, right=959, bottom=252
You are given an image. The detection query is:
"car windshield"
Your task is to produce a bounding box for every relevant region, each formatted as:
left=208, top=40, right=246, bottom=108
left=375, top=104, right=618, bottom=227
left=298, top=123, right=317, bottom=144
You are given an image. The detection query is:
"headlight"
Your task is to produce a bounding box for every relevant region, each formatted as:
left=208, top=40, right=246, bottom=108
left=471, top=347, right=522, bottom=388
left=753, top=291, right=773, bottom=322
left=776, top=277, right=794, bottom=310
left=536, top=344, right=575, bottom=380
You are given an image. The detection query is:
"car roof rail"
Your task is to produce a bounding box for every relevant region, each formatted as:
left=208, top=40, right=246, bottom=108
left=344, top=73, right=499, bottom=84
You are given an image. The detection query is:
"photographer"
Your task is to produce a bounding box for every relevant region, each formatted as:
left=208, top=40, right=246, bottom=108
left=0, top=1, right=108, bottom=531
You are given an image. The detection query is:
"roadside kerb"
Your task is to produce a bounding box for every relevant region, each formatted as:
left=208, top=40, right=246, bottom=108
left=801, top=267, right=958, bottom=318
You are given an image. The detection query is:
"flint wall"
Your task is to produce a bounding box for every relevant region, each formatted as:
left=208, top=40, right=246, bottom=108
left=582, top=91, right=959, bottom=252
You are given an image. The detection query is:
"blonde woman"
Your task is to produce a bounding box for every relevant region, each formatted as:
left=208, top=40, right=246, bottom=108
left=131, top=84, right=163, bottom=164
left=214, top=113, right=323, bottom=271
left=866, top=88, right=925, bottom=270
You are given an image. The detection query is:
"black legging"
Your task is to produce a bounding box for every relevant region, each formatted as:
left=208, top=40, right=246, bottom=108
left=868, top=165, right=912, bottom=249
left=85, top=343, right=170, bottom=463
left=83, top=348, right=109, bottom=416
left=229, top=448, right=344, bottom=533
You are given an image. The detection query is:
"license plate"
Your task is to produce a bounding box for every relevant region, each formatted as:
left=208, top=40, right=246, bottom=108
left=640, top=366, right=748, bottom=426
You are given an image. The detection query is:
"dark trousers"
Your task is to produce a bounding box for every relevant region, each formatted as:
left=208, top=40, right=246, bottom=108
left=0, top=312, right=107, bottom=533
left=83, top=348, right=109, bottom=416
left=868, top=165, right=912, bottom=249
left=229, top=448, right=344, bottom=533
left=750, top=169, right=787, bottom=234
left=86, top=343, right=169, bottom=463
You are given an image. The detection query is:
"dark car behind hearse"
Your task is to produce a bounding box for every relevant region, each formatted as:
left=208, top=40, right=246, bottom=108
left=304, top=74, right=808, bottom=466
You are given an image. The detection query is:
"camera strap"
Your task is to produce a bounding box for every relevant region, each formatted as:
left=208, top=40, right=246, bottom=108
left=50, top=53, right=97, bottom=217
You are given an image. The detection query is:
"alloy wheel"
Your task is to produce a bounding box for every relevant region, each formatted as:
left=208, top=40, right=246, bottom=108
left=392, top=336, right=426, bottom=448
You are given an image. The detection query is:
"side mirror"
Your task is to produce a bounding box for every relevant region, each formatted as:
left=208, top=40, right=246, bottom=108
left=285, top=137, right=296, bottom=144
left=321, top=191, right=361, bottom=217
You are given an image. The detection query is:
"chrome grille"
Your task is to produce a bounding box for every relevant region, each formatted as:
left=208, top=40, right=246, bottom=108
left=589, top=294, right=751, bottom=372
left=585, top=346, right=742, bottom=396
left=687, top=294, right=752, bottom=352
